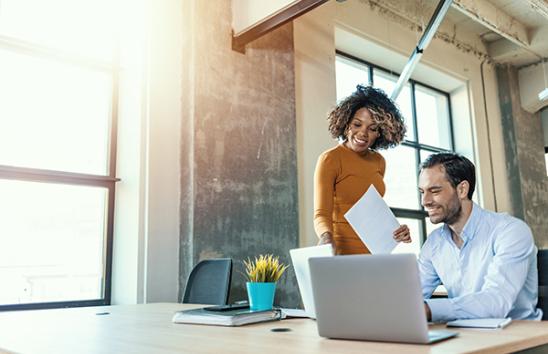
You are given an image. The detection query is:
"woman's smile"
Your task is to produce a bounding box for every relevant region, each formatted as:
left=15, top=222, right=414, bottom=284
left=345, top=108, right=379, bottom=154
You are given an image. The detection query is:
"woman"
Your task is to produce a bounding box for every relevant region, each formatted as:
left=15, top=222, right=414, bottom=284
left=314, top=85, right=410, bottom=255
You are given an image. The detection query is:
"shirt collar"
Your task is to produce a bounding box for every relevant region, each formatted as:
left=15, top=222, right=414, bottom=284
left=440, top=202, right=482, bottom=244
left=460, top=202, right=481, bottom=243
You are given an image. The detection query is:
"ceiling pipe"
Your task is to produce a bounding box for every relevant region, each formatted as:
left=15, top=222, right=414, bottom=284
left=390, top=0, right=453, bottom=101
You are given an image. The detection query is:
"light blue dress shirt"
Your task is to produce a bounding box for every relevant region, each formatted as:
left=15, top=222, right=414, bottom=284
left=419, top=203, right=542, bottom=322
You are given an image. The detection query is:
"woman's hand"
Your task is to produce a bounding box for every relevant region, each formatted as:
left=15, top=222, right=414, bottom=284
left=393, top=224, right=411, bottom=243
left=318, top=232, right=333, bottom=245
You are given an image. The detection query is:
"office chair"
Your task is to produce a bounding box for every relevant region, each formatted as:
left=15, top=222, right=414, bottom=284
left=182, top=258, right=232, bottom=305
left=538, top=249, right=548, bottom=320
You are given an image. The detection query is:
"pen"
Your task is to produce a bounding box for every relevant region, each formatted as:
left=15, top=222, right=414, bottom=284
left=498, top=318, right=512, bottom=329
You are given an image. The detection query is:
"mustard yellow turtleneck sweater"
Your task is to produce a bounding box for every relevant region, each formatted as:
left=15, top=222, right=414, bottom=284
left=313, top=144, right=386, bottom=255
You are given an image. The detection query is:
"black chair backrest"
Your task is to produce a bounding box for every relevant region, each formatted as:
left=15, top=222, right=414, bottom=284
left=538, top=249, right=548, bottom=320
left=183, top=258, right=232, bottom=305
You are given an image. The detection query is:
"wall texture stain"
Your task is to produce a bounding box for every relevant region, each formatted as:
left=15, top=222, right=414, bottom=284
left=496, top=66, right=524, bottom=219
left=180, top=0, right=300, bottom=307
left=496, top=65, right=548, bottom=247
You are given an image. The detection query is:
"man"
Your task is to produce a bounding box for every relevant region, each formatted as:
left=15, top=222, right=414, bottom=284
left=418, top=152, right=542, bottom=322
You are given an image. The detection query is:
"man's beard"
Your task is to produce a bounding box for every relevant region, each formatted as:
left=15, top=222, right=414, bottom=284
left=428, top=194, right=463, bottom=225
left=441, top=195, right=462, bottom=225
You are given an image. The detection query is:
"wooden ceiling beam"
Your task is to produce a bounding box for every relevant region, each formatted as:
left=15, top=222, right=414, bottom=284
left=232, top=0, right=328, bottom=53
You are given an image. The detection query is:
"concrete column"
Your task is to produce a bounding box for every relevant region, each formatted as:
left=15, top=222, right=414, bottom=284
left=180, top=0, right=299, bottom=306
left=496, top=65, right=548, bottom=247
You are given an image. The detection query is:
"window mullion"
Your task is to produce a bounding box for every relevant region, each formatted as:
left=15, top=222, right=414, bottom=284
left=0, top=165, right=119, bottom=187
left=447, top=93, right=456, bottom=151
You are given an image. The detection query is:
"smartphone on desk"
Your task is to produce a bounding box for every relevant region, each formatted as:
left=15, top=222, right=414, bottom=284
left=203, top=303, right=249, bottom=312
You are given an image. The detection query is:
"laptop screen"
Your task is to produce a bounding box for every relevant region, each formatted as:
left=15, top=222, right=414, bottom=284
left=289, top=245, right=333, bottom=318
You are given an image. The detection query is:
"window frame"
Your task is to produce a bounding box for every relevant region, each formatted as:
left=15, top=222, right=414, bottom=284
left=0, top=32, right=120, bottom=311
left=336, top=50, right=455, bottom=247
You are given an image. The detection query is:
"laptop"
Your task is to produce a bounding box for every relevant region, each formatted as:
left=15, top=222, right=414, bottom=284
left=289, top=244, right=333, bottom=318
left=308, top=253, right=458, bottom=344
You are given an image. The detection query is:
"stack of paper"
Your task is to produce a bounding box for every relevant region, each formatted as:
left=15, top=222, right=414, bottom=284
left=172, top=307, right=282, bottom=326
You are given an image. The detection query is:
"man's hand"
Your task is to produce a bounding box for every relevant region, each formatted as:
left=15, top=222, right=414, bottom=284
left=393, top=224, right=411, bottom=243
left=318, top=232, right=333, bottom=245
left=424, top=302, right=432, bottom=321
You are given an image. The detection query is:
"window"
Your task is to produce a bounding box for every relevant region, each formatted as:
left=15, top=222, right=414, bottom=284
left=335, top=51, right=455, bottom=254
left=0, top=0, right=120, bottom=310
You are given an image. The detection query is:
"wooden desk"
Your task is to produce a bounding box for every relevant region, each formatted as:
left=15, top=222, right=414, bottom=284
left=0, top=303, right=547, bottom=354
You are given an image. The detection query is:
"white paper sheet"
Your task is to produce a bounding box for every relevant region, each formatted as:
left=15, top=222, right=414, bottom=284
left=344, top=185, right=399, bottom=254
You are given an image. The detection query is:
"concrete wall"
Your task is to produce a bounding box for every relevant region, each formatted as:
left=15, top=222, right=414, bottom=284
left=294, top=1, right=337, bottom=248
left=497, top=65, right=548, bottom=247
left=180, top=0, right=299, bottom=307
left=294, top=0, right=511, bottom=247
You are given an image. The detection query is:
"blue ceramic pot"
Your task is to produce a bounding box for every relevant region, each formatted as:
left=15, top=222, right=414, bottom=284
left=246, top=282, right=276, bottom=311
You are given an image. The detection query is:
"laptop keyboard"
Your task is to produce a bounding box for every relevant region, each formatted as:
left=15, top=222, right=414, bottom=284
left=428, top=330, right=458, bottom=342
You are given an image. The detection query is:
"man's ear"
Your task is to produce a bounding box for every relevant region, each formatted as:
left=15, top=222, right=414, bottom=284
left=457, top=181, right=470, bottom=199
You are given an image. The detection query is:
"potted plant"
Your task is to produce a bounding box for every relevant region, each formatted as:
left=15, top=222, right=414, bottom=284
left=244, top=254, right=289, bottom=311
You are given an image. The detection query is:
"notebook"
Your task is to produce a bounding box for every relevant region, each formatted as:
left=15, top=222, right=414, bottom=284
left=289, top=244, right=333, bottom=318
left=172, top=307, right=282, bottom=326
left=309, top=254, right=458, bottom=344
left=447, top=318, right=512, bottom=329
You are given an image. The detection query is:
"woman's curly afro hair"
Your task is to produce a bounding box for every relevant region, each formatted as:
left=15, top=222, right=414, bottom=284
left=327, top=85, right=406, bottom=150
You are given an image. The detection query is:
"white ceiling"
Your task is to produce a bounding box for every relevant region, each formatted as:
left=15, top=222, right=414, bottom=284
left=367, top=0, right=548, bottom=67
left=493, top=0, right=547, bottom=27
left=442, top=0, right=548, bottom=67
left=235, top=0, right=547, bottom=67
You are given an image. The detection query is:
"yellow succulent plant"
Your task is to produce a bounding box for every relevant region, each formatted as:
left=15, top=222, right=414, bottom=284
left=244, top=254, right=289, bottom=283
